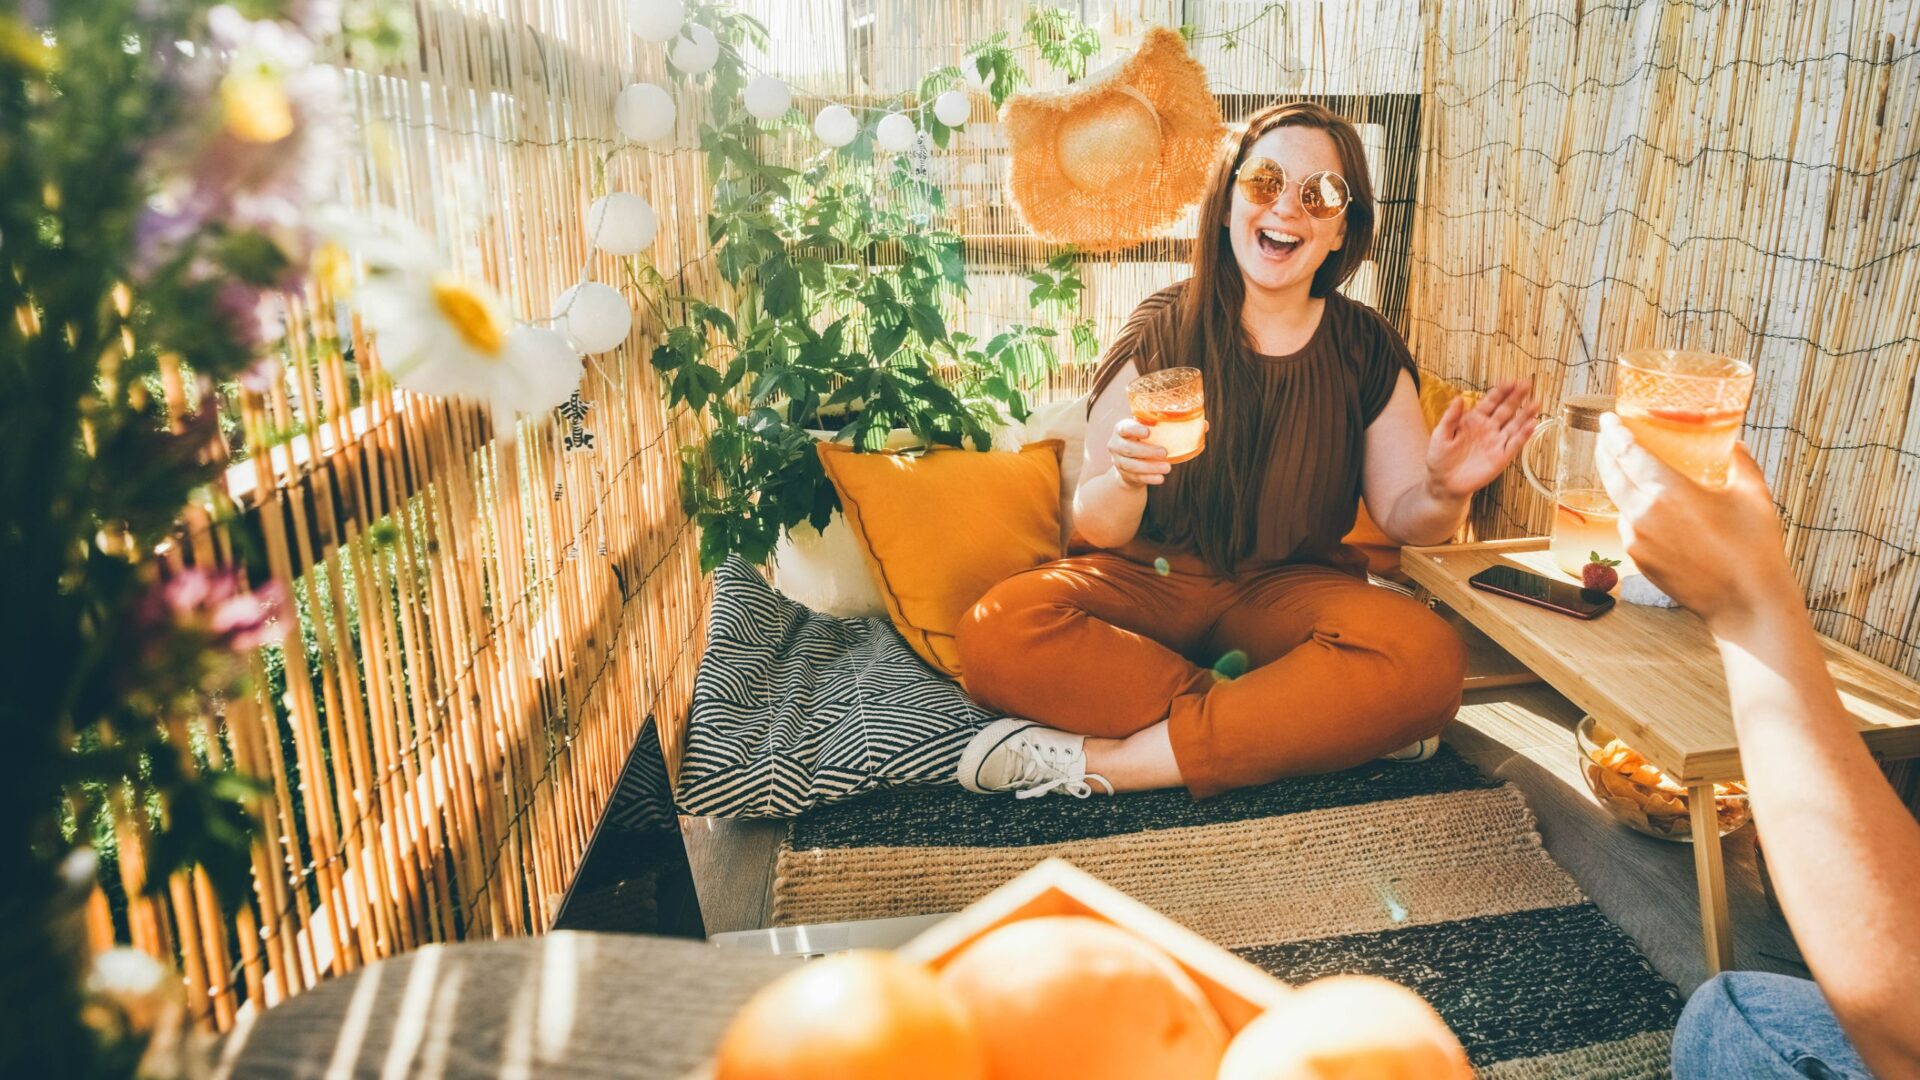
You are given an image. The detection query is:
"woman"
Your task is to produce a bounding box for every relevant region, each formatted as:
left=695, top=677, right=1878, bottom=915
left=953, top=102, right=1536, bottom=799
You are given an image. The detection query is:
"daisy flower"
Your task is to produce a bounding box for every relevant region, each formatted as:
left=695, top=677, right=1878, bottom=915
left=358, top=267, right=583, bottom=438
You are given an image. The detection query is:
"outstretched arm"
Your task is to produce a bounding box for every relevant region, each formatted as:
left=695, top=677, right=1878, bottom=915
left=1597, top=416, right=1920, bottom=1079
left=1363, top=372, right=1536, bottom=546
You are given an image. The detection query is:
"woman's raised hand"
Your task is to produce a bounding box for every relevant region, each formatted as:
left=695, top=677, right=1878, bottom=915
left=1108, top=417, right=1172, bottom=487
left=1425, top=379, right=1538, bottom=498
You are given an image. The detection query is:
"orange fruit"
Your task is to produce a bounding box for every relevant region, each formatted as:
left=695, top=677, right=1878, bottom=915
left=938, top=915, right=1228, bottom=1080
left=714, top=950, right=987, bottom=1080
left=1216, top=975, right=1471, bottom=1080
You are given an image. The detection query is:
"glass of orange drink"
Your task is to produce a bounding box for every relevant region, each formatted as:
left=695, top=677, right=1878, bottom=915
left=1615, top=349, right=1754, bottom=486
left=1126, top=367, right=1206, bottom=463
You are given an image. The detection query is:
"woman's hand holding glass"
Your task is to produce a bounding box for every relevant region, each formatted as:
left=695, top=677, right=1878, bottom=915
left=1108, top=417, right=1172, bottom=487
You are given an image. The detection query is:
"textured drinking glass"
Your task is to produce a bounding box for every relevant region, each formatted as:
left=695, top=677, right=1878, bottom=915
left=1615, top=349, right=1754, bottom=486
left=1127, top=366, right=1206, bottom=463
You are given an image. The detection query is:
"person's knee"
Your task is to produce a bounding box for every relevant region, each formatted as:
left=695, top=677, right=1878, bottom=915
left=954, top=572, right=1065, bottom=703
left=1346, top=594, right=1465, bottom=726
left=1674, top=972, right=1869, bottom=1080
left=1673, top=973, right=1744, bottom=1078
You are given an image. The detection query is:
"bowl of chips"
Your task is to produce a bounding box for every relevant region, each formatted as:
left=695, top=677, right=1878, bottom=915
left=1575, top=716, right=1750, bottom=842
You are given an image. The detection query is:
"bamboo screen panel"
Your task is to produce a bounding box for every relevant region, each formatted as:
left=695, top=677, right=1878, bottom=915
left=105, top=0, right=1920, bottom=1033
left=107, top=0, right=724, bottom=1030
left=1411, top=1, right=1920, bottom=681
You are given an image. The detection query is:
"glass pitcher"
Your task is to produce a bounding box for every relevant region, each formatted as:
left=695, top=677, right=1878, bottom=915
left=1521, top=394, right=1634, bottom=577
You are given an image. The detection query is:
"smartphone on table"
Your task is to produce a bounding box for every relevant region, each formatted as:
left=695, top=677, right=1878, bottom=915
left=1468, top=565, right=1615, bottom=620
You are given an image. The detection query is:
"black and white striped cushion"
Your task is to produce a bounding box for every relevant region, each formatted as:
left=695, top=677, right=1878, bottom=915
left=674, top=557, right=991, bottom=818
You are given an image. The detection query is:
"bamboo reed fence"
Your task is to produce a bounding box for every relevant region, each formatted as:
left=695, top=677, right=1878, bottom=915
left=1411, top=0, right=1920, bottom=681
left=96, top=0, right=1918, bottom=1033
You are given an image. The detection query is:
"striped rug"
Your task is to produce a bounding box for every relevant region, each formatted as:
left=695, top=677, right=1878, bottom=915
left=771, top=748, right=1682, bottom=1079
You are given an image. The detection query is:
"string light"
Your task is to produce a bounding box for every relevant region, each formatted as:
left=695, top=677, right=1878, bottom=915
left=614, top=82, right=676, bottom=143
left=743, top=74, right=792, bottom=121
left=668, top=25, right=720, bottom=75
left=874, top=111, right=917, bottom=153
left=625, top=0, right=684, bottom=43
left=552, top=282, right=632, bottom=355
left=933, top=89, right=970, bottom=128
left=813, top=104, right=858, bottom=148
left=584, top=193, right=658, bottom=256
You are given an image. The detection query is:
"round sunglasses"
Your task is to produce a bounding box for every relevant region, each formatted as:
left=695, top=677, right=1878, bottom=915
left=1233, top=156, right=1351, bottom=219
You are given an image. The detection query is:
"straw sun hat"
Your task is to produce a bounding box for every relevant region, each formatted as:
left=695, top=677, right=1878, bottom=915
left=1003, top=26, right=1225, bottom=252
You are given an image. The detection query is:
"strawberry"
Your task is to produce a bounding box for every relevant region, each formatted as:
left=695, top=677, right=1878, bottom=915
left=1582, top=552, right=1622, bottom=592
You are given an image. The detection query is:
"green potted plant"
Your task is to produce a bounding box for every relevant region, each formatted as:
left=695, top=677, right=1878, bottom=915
left=646, top=10, right=1102, bottom=578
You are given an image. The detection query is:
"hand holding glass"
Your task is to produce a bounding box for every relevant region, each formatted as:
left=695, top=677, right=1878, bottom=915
left=1614, top=350, right=1754, bottom=487
left=1126, top=367, right=1207, bottom=463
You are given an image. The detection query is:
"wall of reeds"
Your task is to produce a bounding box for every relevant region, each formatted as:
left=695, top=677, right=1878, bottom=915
left=103, top=0, right=1918, bottom=1031
left=1413, top=1, right=1920, bottom=686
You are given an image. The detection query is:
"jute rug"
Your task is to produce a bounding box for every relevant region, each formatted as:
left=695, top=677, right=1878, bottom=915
left=772, top=748, right=1682, bottom=1079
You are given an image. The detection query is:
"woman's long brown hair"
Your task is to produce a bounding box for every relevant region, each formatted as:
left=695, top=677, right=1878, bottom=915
left=1090, top=101, right=1378, bottom=575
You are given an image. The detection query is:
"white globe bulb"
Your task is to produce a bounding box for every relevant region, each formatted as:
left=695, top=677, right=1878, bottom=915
left=615, top=82, right=676, bottom=143
left=584, top=193, right=658, bottom=255
left=743, top=74, right=791, bottom=122
left=813, top=104, right=858, bottom=148
left=506, top=326, right=584, bottom=413
left=552, top=282, right=632, bottom=354
left=625, top=0, right=684, bottom=42
left=933, top=89, right=970, bottom=128
left=875, top=112, right=916, bottom=153
left=669, top=24, right=719, bottom=75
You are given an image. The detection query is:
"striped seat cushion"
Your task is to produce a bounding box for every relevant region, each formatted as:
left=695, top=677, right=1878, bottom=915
left=674, top=556, right=990, bottom=818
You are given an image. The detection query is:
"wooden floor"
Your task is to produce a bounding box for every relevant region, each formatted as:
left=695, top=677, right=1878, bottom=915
left=679, top=634, right=1808, bottom=998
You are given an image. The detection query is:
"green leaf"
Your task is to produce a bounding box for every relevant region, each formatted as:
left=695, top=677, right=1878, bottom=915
left=1072, top=319, right=1101, bottom=363
left=750, top=369, right=785, bottom=404
left=906, top=303, right=946, bottom=343
left=870, top=319, right=908, bottom=362
left=695, top=302, right=737, bottom=339
left=762, top=261, right=802, bottom=317
left=937, top=241, right=967, bottom=286
left=651, top=342, right=687, bottom=373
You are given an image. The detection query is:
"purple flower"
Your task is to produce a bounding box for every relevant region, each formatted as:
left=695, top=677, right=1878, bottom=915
left=154, top=568, right=289, bottom=654
left=208, top=579, right=288, bottom=651
left=133, top=7, right=350, bottom=309
left=212, top=281, right=288, bottom=350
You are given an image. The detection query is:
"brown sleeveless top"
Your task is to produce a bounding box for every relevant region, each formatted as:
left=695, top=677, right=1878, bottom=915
left=1079, top=281, right=1417, bottom=578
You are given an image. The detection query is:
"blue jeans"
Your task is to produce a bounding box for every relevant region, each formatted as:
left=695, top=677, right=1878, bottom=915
left=1673, top=972, right=1872, bottom=1079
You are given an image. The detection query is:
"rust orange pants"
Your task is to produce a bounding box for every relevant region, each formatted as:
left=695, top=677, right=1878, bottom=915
left=955, top=553, right=1467, bottom=798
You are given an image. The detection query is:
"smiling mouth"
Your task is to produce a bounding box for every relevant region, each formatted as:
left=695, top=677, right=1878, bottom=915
left=1255, top=227, right=1302, bottom=258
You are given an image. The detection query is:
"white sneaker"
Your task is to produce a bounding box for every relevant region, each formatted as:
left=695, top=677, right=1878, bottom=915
left=1381, top=736, right=1441, bottom=763
left=957, top=719, right=1114, bottom=799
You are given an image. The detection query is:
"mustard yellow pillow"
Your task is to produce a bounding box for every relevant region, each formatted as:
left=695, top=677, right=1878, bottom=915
left=817, top=440, right=1064, bottom=678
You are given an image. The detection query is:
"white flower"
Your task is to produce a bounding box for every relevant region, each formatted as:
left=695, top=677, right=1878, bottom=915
left=359, top=270, right=583, bottom=438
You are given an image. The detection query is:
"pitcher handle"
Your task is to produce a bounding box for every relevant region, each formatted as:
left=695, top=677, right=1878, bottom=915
left=1519, top=417, right=1559, bottom=503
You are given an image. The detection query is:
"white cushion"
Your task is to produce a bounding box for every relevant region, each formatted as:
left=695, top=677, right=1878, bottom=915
left=776, top=427, right=925, bottom=619
left=771, top=515, right=890, bottom=618
left=1014, top=393, right=1091, bottom=546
